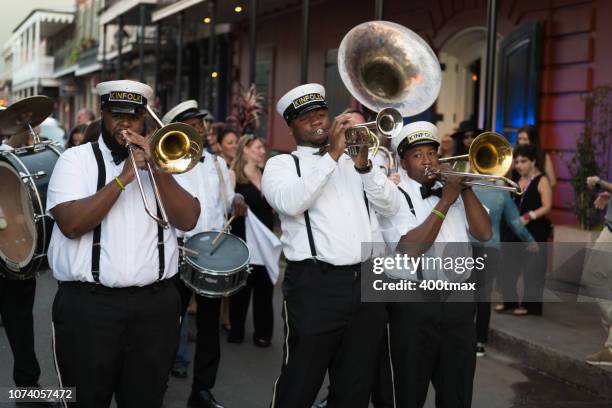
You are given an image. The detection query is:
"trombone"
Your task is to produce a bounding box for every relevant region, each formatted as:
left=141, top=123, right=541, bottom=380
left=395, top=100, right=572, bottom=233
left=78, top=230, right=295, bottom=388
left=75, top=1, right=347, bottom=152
left=127, top=105, right=203, bottom=228
left=424, top=132, right=523, bottom=194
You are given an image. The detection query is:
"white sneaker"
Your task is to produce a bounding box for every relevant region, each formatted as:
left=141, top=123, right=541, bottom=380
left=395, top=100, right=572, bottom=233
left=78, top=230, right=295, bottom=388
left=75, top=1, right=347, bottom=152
left=586, top=347, right=612, bottom=366
left=476, top=342, right=486, bottom=357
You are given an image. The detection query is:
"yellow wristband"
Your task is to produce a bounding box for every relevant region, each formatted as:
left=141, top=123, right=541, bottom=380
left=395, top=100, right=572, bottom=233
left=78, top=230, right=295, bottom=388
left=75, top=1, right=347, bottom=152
left=114, top=176, right=125, bottom=191
left=431, top=209, right=446, bottom=220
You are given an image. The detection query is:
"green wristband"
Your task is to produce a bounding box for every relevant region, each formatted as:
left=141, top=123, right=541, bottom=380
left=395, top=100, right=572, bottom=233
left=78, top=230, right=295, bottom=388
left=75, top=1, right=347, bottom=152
left=114, top=176, right=126, bottom=191
left=431, top=209, right=446, bottom=220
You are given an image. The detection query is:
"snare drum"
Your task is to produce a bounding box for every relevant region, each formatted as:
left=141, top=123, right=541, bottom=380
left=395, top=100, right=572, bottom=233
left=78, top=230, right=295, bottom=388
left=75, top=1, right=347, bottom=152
left=0, top=143, right=62, bottom=279
left=180, top=230, right=251, bottom=298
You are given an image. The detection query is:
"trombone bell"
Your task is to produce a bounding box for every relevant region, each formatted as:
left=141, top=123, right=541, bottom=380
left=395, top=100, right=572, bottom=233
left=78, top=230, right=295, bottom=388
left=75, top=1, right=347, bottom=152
left=434, top=132, right=523, bottom=194
left=150, top=122, right=202, bottom=174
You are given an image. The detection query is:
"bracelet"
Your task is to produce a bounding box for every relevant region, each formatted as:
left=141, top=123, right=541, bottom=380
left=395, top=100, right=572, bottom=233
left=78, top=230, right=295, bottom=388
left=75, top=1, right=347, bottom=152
left=529, top=210, right=537, bottom=220
left=522, top=213, right=531, bottom=222
left=431, top=209, right=446, bottom=220
left=354, top=160, right=373, bottom=174
left=114, top=176, right=126, bottom=191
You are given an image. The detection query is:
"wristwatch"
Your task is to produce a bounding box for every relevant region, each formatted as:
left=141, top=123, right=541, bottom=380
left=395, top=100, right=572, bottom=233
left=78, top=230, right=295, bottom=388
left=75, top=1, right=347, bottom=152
left=355, top=160, right=373, bottom=174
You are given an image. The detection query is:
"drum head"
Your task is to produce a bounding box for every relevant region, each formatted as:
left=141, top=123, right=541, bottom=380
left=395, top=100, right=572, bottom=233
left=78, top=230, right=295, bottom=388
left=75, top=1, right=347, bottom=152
left=184, top=231, right=250, bottom=274
left=0, top=161, right=36, bottom=269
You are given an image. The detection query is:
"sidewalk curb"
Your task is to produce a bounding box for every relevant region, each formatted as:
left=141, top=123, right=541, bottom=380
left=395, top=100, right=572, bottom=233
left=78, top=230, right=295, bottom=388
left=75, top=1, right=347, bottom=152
left=489, top=327, right=612, bottom=399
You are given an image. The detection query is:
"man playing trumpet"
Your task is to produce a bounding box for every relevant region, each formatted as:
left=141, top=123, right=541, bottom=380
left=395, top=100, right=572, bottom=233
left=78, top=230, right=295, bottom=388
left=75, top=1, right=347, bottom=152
left=262, top=83, right=401, bottom=408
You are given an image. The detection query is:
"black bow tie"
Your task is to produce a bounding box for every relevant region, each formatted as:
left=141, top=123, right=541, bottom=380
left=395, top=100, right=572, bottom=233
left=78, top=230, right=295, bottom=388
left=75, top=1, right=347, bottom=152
left=420, top=184, right=443, bottom=199
left=111, top=150, right=129, bottom=165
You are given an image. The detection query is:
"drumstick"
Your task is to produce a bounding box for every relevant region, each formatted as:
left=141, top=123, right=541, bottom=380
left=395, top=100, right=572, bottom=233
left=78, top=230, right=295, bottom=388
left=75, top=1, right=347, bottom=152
left=178, top=246, right=199, bottom=256
left=211, top=216, right=236, bottom=246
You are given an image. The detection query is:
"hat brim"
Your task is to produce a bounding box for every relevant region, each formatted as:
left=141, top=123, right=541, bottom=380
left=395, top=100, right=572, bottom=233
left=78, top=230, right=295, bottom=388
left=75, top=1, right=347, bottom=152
left=177, top=110, right=207, bottom=121
left=397, top=139, right=439, bottom=155
left=291, top=104, right=328, bottom=122
left=104, top=103, right=144, bottom=115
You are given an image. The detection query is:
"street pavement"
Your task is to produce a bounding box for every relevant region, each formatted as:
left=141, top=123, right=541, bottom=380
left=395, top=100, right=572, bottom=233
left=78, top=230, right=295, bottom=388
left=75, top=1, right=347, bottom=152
left=1, top=271, right=611, bottom=408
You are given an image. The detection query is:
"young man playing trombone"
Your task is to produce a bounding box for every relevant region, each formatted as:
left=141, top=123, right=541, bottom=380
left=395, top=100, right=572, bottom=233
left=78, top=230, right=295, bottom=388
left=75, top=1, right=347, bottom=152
left=378, top=121, right=491, bottom=408
left=46, top=80, right=199, bottom=407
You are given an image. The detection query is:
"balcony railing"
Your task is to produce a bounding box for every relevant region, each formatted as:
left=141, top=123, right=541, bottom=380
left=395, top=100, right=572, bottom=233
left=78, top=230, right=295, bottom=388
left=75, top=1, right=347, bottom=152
left=13, top=56, right=55, bottom=86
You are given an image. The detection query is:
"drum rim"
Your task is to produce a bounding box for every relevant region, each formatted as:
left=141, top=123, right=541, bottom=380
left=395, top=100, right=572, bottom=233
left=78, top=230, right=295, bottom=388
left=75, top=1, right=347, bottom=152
left=0, top=160, right=38, bottom=270
left=183, top=230, right=250, bottom=274
left=179, top=272, right=248, bottom=298
left=0, top=146, right=61, bottom=279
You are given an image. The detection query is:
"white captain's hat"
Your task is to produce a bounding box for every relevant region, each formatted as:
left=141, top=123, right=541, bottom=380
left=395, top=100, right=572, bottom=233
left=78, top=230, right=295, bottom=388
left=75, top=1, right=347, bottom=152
left=96, top=80, right=153, bottom=115
left=391, top=121, right=440, bottom=156
left=161, top=100, right=212, bottom=125
left=276, top=83, right=327, bottom=124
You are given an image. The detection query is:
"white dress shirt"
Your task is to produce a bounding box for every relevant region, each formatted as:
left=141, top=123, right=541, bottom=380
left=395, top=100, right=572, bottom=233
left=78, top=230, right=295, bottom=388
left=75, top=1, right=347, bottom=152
left=174, top=151, right=234, bottom=238
left=46, top=138, right=180, bottom=287
left=261, top=146, right=400, bottom=266
left=378, top=169, right=473, bottom=281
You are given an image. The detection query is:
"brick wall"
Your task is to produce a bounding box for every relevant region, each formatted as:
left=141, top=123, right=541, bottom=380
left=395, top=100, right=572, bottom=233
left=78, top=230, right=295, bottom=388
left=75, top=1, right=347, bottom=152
left=235, top=0, right=610, bottom=225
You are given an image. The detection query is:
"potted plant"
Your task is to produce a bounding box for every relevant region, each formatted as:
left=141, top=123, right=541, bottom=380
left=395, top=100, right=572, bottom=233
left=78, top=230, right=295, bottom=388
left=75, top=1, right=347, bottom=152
left=568, top=86, right=612, bottom=229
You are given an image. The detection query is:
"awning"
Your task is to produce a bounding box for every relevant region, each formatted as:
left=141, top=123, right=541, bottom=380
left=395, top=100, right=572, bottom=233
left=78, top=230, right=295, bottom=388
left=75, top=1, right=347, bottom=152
left=75, top=63, right=102, bottom=77
left=53, top=64, right=78, bottom=79
left=152, top=0, right=205, bottom=23
left=100, top=0, right=157, bottom=26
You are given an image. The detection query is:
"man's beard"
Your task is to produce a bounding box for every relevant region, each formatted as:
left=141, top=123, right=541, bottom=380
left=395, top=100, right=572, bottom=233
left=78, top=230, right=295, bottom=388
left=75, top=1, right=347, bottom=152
left=101, top=122, right=129, bottom=158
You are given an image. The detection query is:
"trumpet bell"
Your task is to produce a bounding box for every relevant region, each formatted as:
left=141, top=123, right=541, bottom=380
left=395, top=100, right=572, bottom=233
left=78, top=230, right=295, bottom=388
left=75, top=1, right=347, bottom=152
left=468, top=132, right=513, bottom=177
left=338, top=21, right=442, bottom=117
left=150, top=122, right=203, bottom=174
left=376, top=107, right=403, bottom=137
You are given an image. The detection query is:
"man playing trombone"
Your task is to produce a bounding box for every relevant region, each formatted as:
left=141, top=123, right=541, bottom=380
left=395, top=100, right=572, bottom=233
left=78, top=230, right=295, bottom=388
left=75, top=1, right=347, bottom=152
left=46, top=80, right=200, bottom=407
left=378, top=121, right=491, bottom=408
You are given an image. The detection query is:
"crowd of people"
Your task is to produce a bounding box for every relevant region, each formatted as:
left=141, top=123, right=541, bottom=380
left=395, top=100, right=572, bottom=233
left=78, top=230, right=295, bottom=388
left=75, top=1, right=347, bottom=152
left=3, top=75, right=612, bottom=408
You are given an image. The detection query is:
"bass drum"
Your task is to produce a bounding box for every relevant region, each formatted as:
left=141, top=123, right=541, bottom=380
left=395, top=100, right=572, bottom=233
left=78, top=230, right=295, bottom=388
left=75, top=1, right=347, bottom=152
left=180, top=231, right=251, bottom=298
left=0, top=143, right=62, bottom=279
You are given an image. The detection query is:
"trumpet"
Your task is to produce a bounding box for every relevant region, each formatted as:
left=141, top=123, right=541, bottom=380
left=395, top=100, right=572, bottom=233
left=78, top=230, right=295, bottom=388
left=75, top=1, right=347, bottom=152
left=128, top=105, right=203, bottom=228
left=424, top=132, right=523, bottom=194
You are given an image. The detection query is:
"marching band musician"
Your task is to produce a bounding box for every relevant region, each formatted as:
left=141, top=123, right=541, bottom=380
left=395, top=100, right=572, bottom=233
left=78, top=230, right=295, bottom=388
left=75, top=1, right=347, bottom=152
left=46, top=80, right=200, bottom=408
left=378, top=121, right=491, bottom=408
left=163, top=100, right=247, bottom=408
left=262, top=83, right=401, bottom=408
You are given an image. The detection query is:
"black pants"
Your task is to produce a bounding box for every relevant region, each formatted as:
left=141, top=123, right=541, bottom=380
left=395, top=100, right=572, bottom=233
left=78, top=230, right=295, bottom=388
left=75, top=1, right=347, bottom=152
left=0, top=277, right=41, bottom=386
left=500, top=244, right=547, bottom=315
left=270, top=260, right=386, bottom=408
left=52, top=280, right=181, bottom=408
left=387, top=299, right=476, bottom=408
left=193, top=294, right=222, bottom=392
left=370, top=321, right=394, bottom=408
left=229, top=264, right=274, bottom=341
left=474, top=247, right=500, bottom=343
left=174, top=272, right=224, bottom=392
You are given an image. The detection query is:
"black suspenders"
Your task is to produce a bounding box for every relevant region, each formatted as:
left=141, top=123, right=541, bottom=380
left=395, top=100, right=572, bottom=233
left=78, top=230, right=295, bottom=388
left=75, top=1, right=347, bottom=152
left=397, top=185, right=423, bottom=280
left=397, top=186, right=416, bottom=216
left=91, top=143, right=105, bottom=282
left=290, top=154, right=317, bottom=258
left=90, top=143, right=165, bottom=283
left=289, top=154, right=372, bottom=258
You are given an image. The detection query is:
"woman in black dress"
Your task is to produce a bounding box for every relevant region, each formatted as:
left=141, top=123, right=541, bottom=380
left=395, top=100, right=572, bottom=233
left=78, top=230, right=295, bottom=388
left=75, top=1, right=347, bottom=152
left=228, top=135, right=275, bottom=346
left=503, top=144, right=553, bottom=316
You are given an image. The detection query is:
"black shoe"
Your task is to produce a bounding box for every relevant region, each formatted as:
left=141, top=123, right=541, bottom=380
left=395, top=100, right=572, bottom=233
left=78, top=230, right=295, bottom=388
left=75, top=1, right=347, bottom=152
left=171, top=367, right=188, bottom=378
left=312, top=398, right=327, bottom=408
left=253, top=337, right=271, bottom=348
left=227, top=334, right=244, bottom=344
left=476, top=342, right=486, bottom=357
left=188, top=389, right=225, bottom=408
